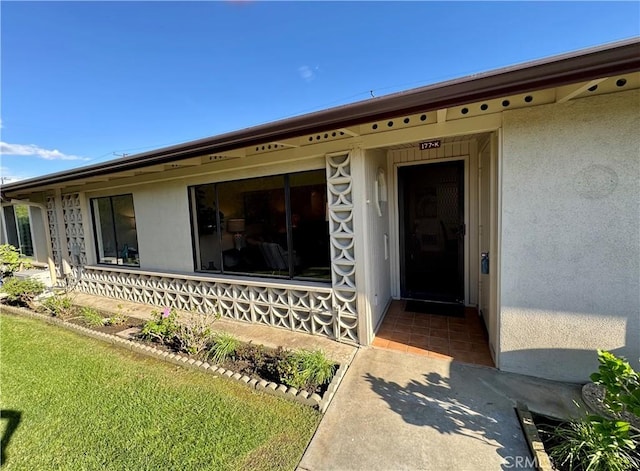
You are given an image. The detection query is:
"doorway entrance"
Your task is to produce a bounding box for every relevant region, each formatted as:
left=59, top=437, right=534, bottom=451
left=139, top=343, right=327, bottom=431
left=399, top=160, right=465, bottom=303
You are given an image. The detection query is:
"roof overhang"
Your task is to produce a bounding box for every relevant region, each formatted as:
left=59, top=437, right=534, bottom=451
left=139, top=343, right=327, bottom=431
left=2, top=37, right=639, bottom=194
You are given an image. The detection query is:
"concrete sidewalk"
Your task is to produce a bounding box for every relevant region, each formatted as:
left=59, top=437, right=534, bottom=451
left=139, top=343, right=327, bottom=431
left=299, top=347, right=584, bottom=471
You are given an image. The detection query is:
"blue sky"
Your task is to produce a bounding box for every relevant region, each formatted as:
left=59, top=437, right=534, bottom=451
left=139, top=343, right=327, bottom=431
left=1, top=1, right=639, bottom=183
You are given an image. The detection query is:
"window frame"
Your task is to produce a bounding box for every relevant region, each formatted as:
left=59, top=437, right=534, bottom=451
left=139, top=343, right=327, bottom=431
left=2, top=205, right=35, bottom=257
left=90, top=194, right=140, bottom=267
left=189, top=169, right=330, bottom=283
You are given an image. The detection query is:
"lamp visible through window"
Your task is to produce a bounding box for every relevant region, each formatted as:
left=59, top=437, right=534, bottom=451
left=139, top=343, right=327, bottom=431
left=227, top=218, right=245, bottom=250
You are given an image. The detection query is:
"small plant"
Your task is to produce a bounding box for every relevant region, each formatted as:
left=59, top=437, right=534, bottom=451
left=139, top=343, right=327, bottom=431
left=40, top=294, right=76, bottom=319
left=208, top=332, right=241, bottom=364
left=0, top=244, right=32, bottom=278
left=176, top=314, right=216, bottom=356
left=104, top=304, right=128, bottom=326
left=548, top=414, right=639, bottom=471
left=104, top=312, right=127, bottom=326
left=1, top=277, right=45, bottom=307
left=591, top=350, right=640, bottom=419
left=140, top=307, right=179, bottom=343
left=279, top=349, right=336, bottom=390
left=80, top=306, right=105, bottom=327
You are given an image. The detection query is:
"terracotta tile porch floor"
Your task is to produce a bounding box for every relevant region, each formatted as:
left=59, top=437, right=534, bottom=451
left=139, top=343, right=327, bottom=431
left=372, top=300, right=495, bottom=367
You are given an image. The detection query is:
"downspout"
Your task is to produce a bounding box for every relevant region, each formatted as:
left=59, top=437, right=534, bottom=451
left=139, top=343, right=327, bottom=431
left=8, top=199, right=57, bottom=285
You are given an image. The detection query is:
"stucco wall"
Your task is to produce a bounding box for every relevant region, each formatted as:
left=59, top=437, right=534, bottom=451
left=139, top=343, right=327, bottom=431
left=364, top=149, right=392, bottom=335
left=500, top=89, right=640, bottom=382
left=133, top=180, right=194, bottom=272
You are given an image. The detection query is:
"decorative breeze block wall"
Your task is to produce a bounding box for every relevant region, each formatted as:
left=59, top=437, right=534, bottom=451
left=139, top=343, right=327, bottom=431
left=62, top=194, right=87, bottom=268
left=77, top=269, right=342, bottom=341
left=326, top=153, right=359, bottom=343
left=45, top=196, right=62, bottom=273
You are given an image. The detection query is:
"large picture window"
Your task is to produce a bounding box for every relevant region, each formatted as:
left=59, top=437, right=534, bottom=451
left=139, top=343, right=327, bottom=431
left=191, top=169, right=330, bottom=282
left=91, top=194, right=140, bottom=266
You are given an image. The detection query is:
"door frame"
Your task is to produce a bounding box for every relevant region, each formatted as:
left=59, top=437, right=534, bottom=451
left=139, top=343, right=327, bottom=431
left=390, top=155, right=470, bottom=304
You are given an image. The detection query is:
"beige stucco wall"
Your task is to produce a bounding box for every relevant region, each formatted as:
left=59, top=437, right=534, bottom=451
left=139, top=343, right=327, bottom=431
left=500, top=89, right=640, bottom=382
left=133, top=180, right=194, bottom=272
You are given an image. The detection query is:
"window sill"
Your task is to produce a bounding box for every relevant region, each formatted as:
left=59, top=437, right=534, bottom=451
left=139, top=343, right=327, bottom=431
left=83, top=265, right=334, bottom=292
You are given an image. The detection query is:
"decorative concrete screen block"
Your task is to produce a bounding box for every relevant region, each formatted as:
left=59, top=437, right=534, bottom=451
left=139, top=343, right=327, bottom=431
left=71, top=155, right=360, bottom=344
left=45, top=196, right=62, bottom=271
left=326, top=153, right=358, bottom=343
left=76, top=269, right=354, bottom=342
left=62, top=193, right=87, bottom=267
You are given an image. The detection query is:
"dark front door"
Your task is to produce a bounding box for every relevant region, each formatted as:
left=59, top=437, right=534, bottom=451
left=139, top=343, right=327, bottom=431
left=399, top=160, right=465, bottom=302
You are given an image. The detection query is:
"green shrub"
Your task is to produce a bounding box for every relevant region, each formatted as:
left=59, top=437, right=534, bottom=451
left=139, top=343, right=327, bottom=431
left=591, top=350, right=640, bottom=419
left=548, top=415, right=638, bottom=471
left=140, top=307, right=179, bottom=343
left=545, top=350, right=640, bottom=471
left=279, top=349, right=336, bottom=390
left=236, top=343, right=268, bottom=369
left=1, top=277, right=45, bottom=307
left=176, top=314, right=215, bottom=356
left=41, top=295, right=75, bottom=319
left=80, top=306, right=105, bottom=327
left=207, top=332, right=241, bottom=364
left=0, top=244, right=32, bottom=278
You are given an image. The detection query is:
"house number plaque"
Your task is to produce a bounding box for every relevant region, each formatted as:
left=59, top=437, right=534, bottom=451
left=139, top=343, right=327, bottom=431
left=419, top=140, right=441, bottom=150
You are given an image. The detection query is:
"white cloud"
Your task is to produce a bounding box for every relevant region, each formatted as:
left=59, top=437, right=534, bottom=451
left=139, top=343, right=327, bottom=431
left=0, top=141, right=89, bottom=161
left=298, top=65, right=318, bottom=82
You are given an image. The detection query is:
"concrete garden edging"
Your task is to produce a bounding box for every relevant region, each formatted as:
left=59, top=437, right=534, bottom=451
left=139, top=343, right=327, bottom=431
left=1, top=304, right=353, bottom=411
left=514, top=402, right=554, bottom=471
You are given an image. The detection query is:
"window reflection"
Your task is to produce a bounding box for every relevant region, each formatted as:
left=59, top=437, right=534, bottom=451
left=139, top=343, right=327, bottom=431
left=91, top=194, right=139, bottom=266
left=191, top=169, right=330, bottom=281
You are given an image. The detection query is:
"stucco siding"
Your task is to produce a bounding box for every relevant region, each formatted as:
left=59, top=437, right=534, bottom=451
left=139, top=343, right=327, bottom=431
left=500, top=89, right=640, bottom=381
left=134, top=180, right=194, bottom=272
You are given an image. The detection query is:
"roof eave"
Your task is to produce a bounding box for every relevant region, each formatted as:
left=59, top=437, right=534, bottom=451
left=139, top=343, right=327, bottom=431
left=3, top=37, right=639, bottom=194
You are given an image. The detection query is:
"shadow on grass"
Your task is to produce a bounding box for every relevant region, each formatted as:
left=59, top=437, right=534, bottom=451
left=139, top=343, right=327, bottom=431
left=1, top=410, right=22, bottom=467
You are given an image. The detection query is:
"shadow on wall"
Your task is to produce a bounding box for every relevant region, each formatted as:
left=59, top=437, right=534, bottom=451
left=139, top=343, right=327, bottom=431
left=1, top=410, right=22, bottom=467
left=500, top=347, right=635, bottom=383
left=363, top=366, right=523, bottom=471
left=500, top=303, right=639, bottom=383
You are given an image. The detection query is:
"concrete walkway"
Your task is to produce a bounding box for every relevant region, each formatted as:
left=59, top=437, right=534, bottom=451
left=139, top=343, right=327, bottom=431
left=299, top=347, right=584, bottom=471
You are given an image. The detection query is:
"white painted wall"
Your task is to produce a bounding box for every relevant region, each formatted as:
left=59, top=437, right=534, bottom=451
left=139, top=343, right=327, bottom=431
left=363, top=149, right=392, bottom=337
left=500, top=89, right=640, bottom=382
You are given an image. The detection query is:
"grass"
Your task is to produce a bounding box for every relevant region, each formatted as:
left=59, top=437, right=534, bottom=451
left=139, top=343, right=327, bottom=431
left=0, top=314, right=321, bottom=471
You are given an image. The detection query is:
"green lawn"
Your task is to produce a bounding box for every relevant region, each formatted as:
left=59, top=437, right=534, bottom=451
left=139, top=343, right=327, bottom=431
left=0, top=314, right=321, bottom=470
